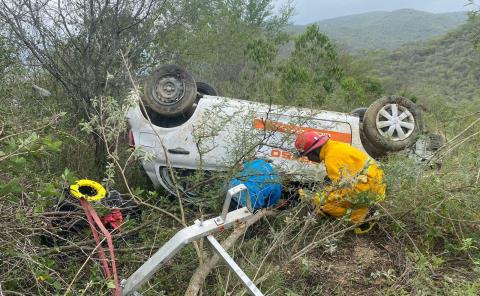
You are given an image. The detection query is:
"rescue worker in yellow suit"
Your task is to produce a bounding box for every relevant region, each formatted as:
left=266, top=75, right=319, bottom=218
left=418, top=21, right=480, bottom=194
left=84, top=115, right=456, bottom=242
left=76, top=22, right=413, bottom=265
left=294, top=131, right=386, bottom=234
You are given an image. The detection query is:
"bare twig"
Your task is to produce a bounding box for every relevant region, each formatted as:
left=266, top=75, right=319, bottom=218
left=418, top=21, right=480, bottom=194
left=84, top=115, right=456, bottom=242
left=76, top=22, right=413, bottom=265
left=0, top=110, right=60, bottom=143
left=0, top=121, right=4, bottom=138
left=428, top=117, right=480, bottom=163
left=436, top=130, right=480, bottom=161
left=63, top=234, right=107, bottom=296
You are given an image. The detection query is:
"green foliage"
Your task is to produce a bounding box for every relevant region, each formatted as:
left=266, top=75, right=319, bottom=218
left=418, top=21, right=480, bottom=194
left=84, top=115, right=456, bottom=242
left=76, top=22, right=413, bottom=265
left=241, top=23, right=383, bottom=110
left=0, top=36, right=23, bottom=95
left=0, top=36, right=19, bottom=72
left=278, top=24, right=343, bottom=106
left=156, top=0, right=292, bottom=100
left=0, top=105, right=74, bottom=294
left=0, top=113, right=65, bottom=202
left=340, top=76, right=365, bottom=99
left=245, top=39, right=278, bottom=69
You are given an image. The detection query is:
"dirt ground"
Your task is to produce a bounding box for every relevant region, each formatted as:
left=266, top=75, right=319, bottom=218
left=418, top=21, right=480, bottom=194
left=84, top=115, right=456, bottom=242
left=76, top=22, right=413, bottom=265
left=282, top=232, right=404, bottom=295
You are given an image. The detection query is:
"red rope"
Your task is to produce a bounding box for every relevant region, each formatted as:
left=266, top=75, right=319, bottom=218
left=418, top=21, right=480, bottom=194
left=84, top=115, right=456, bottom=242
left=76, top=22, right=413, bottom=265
left=80, top=198, right=121, bottom=296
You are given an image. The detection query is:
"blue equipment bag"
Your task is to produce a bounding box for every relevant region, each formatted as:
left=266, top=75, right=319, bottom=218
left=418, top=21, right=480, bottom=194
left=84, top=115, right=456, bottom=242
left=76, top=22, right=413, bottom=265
left=229, top=159, right=282, bottom=210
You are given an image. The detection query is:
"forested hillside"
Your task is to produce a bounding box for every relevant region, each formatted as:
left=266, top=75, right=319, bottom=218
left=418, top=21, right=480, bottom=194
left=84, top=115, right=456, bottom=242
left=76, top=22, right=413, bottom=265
left=289, top=9, right=468, bottom=51
left=368, top=18, right=480, bottom=101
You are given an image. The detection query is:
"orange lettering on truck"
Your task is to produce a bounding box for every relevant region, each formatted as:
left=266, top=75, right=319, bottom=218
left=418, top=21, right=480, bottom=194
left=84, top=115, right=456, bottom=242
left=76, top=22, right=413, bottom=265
left=253, top=118, right=352, bottom=144
left=270, top=149, right=311, bottom=163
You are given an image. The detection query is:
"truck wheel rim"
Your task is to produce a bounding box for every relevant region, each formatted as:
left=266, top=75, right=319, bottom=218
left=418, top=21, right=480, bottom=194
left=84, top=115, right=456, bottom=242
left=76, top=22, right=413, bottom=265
left=153, top=75, right=185, bottom=105
left=375, top=104, right=415, bottom=141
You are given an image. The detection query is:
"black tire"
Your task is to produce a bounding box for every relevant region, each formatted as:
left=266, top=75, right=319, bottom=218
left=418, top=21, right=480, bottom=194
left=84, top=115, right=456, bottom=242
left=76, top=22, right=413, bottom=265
left=351, top=107, right=367, bottom=122
left=143, top=64, right=197, bottom=117
left=359, top=125, right=386, bottom=158
left=363, top=95, right=423, bottom=152
left=196, top=81, right=219, bottom=96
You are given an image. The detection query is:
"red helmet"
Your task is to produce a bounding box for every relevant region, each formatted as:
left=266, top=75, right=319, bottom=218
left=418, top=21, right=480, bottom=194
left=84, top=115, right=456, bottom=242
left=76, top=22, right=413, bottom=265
left=295, top=131, right=330, bottom=156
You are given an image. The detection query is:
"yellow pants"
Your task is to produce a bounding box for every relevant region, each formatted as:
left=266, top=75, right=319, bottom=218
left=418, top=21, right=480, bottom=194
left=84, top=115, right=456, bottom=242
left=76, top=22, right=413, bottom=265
left=319, top=164, right=385, bottom=224
left=320, top=200, right=369, bottom=224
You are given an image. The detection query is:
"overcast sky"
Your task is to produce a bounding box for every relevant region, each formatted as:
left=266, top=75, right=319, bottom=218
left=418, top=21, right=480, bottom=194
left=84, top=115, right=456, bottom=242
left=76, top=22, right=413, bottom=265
left=278, top=0, right=475, bottom=24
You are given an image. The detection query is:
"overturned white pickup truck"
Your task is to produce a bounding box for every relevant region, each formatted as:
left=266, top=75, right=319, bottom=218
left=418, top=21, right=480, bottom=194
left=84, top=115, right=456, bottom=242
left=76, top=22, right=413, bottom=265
left=127, top=65, right=440, bottom=195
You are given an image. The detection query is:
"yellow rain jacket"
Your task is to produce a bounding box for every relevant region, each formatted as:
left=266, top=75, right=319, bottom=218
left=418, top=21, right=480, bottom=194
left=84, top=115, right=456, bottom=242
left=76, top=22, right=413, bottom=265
left=311, top=140, right=386, bottom=224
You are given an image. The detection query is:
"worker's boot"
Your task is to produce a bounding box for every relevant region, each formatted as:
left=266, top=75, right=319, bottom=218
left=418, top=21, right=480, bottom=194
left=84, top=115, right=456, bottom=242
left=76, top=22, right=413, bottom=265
left=353, top=207, right=379, bottom=235
left=354, top=221, right=376, bottom=234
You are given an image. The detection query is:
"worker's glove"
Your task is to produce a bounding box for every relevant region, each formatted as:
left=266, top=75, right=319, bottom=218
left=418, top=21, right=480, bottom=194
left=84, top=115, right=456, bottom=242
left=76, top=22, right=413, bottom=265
left=298, top=189, right=320, bottom=201
left=311, top=192, right=326, bottom=207
left=357, top=174, right=368, bottom=183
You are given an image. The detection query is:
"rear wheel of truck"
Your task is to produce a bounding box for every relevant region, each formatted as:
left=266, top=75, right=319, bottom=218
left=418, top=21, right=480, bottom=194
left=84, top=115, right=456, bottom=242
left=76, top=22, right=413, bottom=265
left=359, top=125, right=386, bottom=158
left=196, top=81, right=219, bottom=96
left=351, top=107, right=367, bottom=122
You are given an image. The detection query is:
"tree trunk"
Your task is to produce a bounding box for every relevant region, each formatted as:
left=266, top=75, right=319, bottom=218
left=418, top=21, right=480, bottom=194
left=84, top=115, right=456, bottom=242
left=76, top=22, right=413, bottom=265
left=94, top=133, right=107, bottom=172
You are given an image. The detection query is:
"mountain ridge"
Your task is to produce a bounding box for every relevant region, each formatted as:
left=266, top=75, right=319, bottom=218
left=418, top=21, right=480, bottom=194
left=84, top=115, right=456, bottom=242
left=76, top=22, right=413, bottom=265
left=368, top=19, right=480, bottom=101
left=287, top=9, right=468, bottom=52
